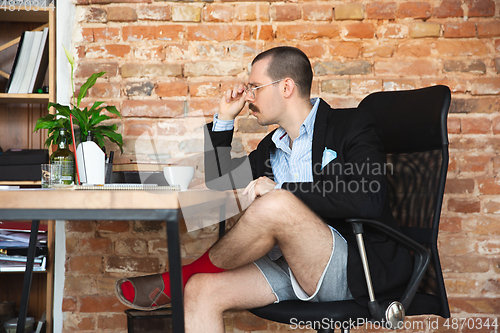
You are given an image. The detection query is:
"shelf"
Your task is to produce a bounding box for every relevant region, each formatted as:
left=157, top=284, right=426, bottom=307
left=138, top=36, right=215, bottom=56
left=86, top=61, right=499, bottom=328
left=0, top=5, right=54, bottom=22
left=0, top=180, right=42, bottom=186
left=0, top=93, right=49, bottom=104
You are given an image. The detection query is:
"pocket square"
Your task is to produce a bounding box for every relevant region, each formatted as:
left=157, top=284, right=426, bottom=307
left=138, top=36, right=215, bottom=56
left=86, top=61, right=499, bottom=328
left=321, top=148, right=337, bottom=170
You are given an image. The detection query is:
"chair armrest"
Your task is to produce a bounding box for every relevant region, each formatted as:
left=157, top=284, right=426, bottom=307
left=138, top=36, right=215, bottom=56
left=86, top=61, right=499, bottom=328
left=346, top=218, right=430, bottom=312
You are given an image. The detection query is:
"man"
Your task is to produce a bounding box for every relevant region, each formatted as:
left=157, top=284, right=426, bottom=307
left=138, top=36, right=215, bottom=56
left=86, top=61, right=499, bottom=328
left=116, top=46, right=412, bottom=332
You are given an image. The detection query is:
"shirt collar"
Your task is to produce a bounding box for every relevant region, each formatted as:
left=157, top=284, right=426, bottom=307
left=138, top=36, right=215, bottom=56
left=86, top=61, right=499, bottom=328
left=272, top=98, right=320, bottom=146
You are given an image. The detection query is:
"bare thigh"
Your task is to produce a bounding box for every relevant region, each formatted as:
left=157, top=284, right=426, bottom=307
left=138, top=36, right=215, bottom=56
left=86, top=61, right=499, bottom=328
left=185, top=262, right=277, bottom=312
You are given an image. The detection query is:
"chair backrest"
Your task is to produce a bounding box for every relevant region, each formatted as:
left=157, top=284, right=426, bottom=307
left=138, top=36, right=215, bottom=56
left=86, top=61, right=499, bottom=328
left=358, top=85, right=451, bottom=318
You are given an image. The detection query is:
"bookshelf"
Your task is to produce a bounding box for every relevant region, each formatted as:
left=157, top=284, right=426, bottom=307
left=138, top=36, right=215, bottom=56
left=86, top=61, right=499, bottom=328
left=0, top=4, right=56, bottom=332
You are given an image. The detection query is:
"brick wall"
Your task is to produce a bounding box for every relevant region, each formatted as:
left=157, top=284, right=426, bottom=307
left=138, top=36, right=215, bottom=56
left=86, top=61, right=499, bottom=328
left=62, top=0, right=500, bottom=332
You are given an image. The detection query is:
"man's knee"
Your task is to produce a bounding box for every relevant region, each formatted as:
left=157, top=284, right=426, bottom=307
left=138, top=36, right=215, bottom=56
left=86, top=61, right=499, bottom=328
left=184, top=273, right=226, bottom=310
left=250, top=189, right=297, bottom=214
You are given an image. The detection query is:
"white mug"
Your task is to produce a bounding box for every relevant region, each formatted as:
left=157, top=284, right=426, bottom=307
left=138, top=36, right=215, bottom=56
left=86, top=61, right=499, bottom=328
left=163, top=166, right=194, bottom=191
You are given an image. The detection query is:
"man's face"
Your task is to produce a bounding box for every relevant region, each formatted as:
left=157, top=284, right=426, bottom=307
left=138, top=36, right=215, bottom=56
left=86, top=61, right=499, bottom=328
left=246, top=58, right=284, bottom=126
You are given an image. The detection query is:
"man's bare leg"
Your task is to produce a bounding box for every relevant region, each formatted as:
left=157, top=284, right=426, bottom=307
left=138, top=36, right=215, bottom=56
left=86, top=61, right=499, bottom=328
left=210, top=189, right=333, bottom=296
left=184, top=263, right=277, bottom=333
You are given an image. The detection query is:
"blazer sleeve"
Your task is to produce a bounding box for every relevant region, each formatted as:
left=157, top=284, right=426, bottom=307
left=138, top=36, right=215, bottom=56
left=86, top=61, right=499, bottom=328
left=204, top=122, right=255, bottom=190
left=281, top=108, right=387, bottom=219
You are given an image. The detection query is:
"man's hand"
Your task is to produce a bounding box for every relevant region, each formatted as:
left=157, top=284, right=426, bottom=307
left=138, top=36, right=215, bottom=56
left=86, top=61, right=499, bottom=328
left=243, top=176, right=277, bottom=203
left=219, top=83, right=247, bottom=121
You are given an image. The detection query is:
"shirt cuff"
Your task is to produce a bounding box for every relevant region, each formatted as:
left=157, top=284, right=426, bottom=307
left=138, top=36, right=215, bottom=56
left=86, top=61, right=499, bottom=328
left=212, top=113, right=235, bottom=132
left=274, top=183, right=282, bottom=190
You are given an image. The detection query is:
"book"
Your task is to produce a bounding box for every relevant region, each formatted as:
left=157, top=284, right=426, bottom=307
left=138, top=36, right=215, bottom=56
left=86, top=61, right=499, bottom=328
left=28, top=27, right=49, bottom=93
left=5, top=31, right=25, bottom=93
left=18, top=30, right=43, bottom=93
left=7, top=31, right=34, bottom=94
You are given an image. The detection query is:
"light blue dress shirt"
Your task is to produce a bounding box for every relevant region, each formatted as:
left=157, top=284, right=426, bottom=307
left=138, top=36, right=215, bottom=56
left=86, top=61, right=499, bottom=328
left=212, top=98, right=320, bottom=189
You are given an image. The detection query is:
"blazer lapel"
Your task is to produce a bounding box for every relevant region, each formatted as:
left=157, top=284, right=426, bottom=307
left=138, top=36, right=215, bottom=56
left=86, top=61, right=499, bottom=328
left=312, top=99, right=330, bottom=181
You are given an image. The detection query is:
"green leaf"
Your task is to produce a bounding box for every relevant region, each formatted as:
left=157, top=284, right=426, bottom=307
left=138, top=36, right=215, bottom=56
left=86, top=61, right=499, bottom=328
left=77, top=72, right=106, bottom=108
left=88, top=101, right=105, bottom=113
left=48, top=103, right=72, bottom=118
left=102, top=105, right=121, bottom=118
left=89, top=114, right=111, bottom=127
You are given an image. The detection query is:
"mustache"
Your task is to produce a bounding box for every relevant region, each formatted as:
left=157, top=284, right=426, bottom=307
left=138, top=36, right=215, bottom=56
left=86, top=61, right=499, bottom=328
left=249, top=104, right=260, bottom=113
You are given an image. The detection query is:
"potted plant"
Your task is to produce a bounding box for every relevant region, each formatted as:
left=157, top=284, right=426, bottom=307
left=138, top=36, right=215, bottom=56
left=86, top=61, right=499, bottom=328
left=34, top=46, right=123, bottom=153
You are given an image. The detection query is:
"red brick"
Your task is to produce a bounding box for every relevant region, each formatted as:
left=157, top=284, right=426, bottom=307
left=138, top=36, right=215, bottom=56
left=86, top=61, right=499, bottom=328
left=444, top=22, right=477, bottom=38
left=345, top=23, right=376, bottom=39
left=366, top=2, right=397, bottom=20
left=445, top=278, right=481, bottom=295
left=74, top=63, right=119, bottom=79
left=484, top=199, right=500, bottom=214
left=81, top=27, right=120, bottom=43
left=435, top=40, right=489, bottom=57
left=396, top=40, right=432, bottom=57
left=80, top=296, right=128, bottom=313
left=439, top=216, right=462, bottom=232
left=397, top=2, right=431, bottom=19
left=96, top=221, right=129, bottom=233
left=88, top=82, right=121, bottom=99
left=461, top=155, right=492, bottom=172
left=276, top=24, right=339, bottom=40
left=83, top=7, right=107, bottom=23
left=236, top=3, right=269, bottom=21
left=137, top=5, right=171, bottom=21
left=86, top=44, right=131, bottom=58
left=449, top=97, right=500, bottom=113
left=374, top=59, right=439, bottom=76
left=328, top=41, right=360, bottom=58
left=433, top=0, right=464, bottom=17
left=122, top=25, right=154, bottom=41
left=493, top=116, right=500, bottom=134
left=251, top=24, right=274, bottom=41
left=107, top=6, right=137, bottom=22
left=270, top=4, right=301, bottom=21
left=79, top=238, right=113, bottom=254
left=122, top=100, right=184, bottom=118
left=351, top=79, right=382, bottom=94
left=477, top=22, right=500, bottom=37
left=449, top=297, right=500, bottom=314
left=63, top=313, right=96, bottom=331
left=157, top=120, right=188, bottom=137
left=471, top=78, right=500, bottom=95
left=382, top=80, right=416, bottom=92
left=156, top=81, right=189, bottom=97
left=478, top=178, right=500, bottom=194
left=98, top=313, right=128, bottom=330
left=105, top=256, right=161, bottom=273
left=296, top=42, right=326, bottom=59
left=66, top=221, right=94, bottom=233
left=203, top=4, right=233, bottom=22
left=463, top=215, right=500, bottom=235
left=62, top=297, right=77, bottom=312
left=302, top=4, right=333, bottom=21
left=466, top=0, right=495, bottom=17
left=362, top=44, right=394, bottom=58
left=187, top=25, right=250, bottom=41
left=67, top=256, right=103, bottom=274
left=444, top=178, right=475, bottom=194
left=461, top=117, right=492, bottom=134
left=441, top=255, right=490, bottom=273
left=447, top=198, right=481, bottom=213
left=189, top=81, right=220, bottom=97
left=188, top=98, right=220, bottom=117
left=439, top=233, right=475, bottom=255
left=379, top=24, right=407, bottom=38
left=423, top=79, right=467, bottom=93
left=447, top=116, right=461, bottom=134
left=123, top=119, right=154, bottom=137
left=155, top=25, right=185, bottom=41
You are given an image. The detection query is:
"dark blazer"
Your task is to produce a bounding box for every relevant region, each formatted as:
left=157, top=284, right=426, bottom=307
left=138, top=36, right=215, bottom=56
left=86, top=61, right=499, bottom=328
left=204, top=98, right=413, bottom=305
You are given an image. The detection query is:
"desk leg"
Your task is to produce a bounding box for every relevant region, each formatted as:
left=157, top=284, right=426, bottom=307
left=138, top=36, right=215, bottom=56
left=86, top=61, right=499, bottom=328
left=166, top=211, right=185, bottom=333
left=17, top=220, right=40, bottom=333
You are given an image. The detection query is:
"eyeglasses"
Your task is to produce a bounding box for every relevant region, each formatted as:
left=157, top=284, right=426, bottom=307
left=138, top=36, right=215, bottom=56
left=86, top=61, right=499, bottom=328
left=244, top=79, right=284, bottom=100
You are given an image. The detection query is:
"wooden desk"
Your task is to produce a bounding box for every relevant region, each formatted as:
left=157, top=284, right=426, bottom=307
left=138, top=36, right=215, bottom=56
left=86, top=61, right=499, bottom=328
left=0, top=189, right=227, bottom=333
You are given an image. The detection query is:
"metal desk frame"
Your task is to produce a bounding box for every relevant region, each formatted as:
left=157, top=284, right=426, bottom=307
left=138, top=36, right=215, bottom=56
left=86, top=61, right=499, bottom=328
left=0, top=190, right=227, bottom=333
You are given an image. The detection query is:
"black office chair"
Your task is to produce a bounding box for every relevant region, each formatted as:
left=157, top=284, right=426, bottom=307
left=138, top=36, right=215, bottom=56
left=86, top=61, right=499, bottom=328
left=248, top=85, right=452, bottom=332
